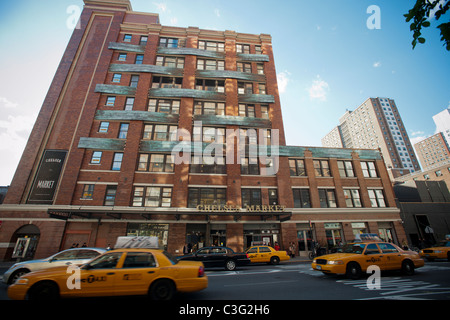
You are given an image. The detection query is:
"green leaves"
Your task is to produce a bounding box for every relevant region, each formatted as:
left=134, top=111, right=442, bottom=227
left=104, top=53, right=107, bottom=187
left=404, top=0, right=449, bottom=51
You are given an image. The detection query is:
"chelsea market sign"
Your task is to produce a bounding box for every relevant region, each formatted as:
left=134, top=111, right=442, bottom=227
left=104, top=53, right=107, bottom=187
left=196, top=204, right=286, bottom=213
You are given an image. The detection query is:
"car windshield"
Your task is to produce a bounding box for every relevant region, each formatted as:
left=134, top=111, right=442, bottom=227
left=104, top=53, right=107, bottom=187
left=342, top=243, right=366, bottom=254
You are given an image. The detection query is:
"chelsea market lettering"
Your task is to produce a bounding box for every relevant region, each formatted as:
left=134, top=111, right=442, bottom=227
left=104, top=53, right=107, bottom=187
left=196, top=204, right=286, bottom=213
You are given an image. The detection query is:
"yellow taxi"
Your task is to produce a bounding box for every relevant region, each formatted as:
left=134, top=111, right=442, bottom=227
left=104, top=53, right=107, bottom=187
left=419, top=239, right=450, bottom=261
left=245, top=246, right=290, bottom=265
left=8, top=248, right=207, bottom=300
left=311, top=239, right=424, bottom=279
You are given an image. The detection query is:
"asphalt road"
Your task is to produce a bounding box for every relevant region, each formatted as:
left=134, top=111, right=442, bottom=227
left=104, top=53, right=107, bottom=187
left=2, top=260, right=450, bottom=301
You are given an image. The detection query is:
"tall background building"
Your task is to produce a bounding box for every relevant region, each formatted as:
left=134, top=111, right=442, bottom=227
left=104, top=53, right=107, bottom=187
left=322, top=97, right=421, bottom=179
left=433, top=107, right=450, bottom=147
left=0, top=0, right=404, bottom=261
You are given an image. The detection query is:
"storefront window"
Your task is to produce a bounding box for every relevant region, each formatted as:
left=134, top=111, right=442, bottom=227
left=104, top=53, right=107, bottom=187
left=127, top=223, right=169, bottom=250
left=324, top=223, right=343, bottom=247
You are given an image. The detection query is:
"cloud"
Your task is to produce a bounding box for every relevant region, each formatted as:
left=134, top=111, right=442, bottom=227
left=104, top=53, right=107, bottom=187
left=373, top=61, right=381, bottom=68
left=0, top=96, right=18, bottom=109
left=411, top=130, right=425, bottom=136
left=307, top=75, right=330, bottom=101
left=277, top=71, right=291, bottom=94
left=214, top=9, right=220, bottom=18
left=153, top=2, right=167, bottom=12
left=170, top=17, right=178, bottom=25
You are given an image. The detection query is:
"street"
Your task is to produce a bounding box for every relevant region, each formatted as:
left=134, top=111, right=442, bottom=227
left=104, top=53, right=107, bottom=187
left=2, top=260, right=450, bottom=301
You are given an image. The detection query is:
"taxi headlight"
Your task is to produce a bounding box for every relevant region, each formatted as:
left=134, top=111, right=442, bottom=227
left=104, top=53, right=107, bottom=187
left=15, top=278, right=29, bottom=285
left=327, top=260, right=344, bottom=265
left=312, top=259, right=317, bottom=263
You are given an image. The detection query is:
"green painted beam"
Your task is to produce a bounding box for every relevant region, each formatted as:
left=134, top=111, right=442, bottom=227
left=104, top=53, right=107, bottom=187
left=149, top=88, right=226, bottom=100
left=109, top=64, right=183, bottom=76
left=95, top=110, right=179, bottom=123
left=237, top=53, right=270, bottom=62
left=238, top=94, right=275, bottom=104
left=78, top=137, right=126, bottom=151
left=95, top=84, right=137, bottom=96
left=108, top=42, right=146, bottom=53
left=157, top=47, right=226, bottom=59
left=194, top=115, right=271, bottom=128
left=196, top=70, right=265, bottom=82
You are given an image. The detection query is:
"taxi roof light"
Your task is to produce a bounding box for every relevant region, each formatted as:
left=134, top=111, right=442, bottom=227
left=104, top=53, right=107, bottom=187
left=353, top=233, right=382, bottom=242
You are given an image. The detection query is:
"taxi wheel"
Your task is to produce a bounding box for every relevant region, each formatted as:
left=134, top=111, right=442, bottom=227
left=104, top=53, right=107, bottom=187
left=149, top=279, right=175, bottom=300
left=27, top=281, right=60, bottom=300
left=225, top=259, right=237, bottom=271
left=346, top=262, right=362, bottom=280
left=270, top=256, right=280, bottom=265
left=8, top=269, right=30, bottom=285
left=401, top=260, right=415, bottom=276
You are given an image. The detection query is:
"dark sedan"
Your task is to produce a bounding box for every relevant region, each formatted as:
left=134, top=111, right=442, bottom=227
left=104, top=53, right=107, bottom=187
left=178, top=246, right=250, bottom=271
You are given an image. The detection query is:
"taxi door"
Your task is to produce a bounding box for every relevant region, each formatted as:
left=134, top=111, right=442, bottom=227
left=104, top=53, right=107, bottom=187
left=378, top=243, right=403, bottom=270
left=74, top=251, right=123, bottom=297
left=112, top=251, right=159, bottom=296
left=362, top=243, right=385, bottom=271
left=258, top=246, right=273, bottom=262
left=246, top=247, right=259, bottom=262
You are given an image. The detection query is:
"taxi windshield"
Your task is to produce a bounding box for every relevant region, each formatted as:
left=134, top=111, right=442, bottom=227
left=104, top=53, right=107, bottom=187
left=342, top=243, right=366, bottom=254
left=435, top=241, right=450, bottom=247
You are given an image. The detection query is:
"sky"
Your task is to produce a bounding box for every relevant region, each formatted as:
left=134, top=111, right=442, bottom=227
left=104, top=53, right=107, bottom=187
left=0, top=0, right=449, bottom=186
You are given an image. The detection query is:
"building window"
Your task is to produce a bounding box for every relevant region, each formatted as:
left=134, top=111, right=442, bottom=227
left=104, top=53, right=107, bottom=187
left=106, top=96, right=116, bottom=106
left=188, top=188, right=226, bottom=208
left=197, top=59, right=224, bottom=70
left=142, top=124, right=178, bottom=141
left=148, top=99, right=180, bottom=114
left=368, top=189, right=386, bottom=207
left=337, top=160, right=354, bottom=177
left=133, top=186, right=172, bottom=207
left=194, top=101, right=224, bottom=116
left=314, top=160, right=331, bottom=177
left=241, top=189, right=262, bottom=207
left=293, top=189, right=311, bottom=208
left=268, top=189, right=278, bottom=205
left=239, top=104, right=255, bottom=117
left=125, top=97, right=134, bottom=110
left=435, top=170, right=443, bottom=177
left=343, top=189, right=362, bottom=207
left=261, top=105, right=269, bottom=119
left=258, top=83, right=266, bottom=94
left=190, top=155, right=226, bottom=174
left=152, top=76, right=182, bottom=89
left=193, top=126, right=225, bottom=144
left=91, top=151, right=102, bottom=164
left=241, top=157, right=259, bottom=175
left=137, top=154, right=174, bottom=173
left=118, top=53, right=127, bottom=61
left=118, top=123, right=129, bottom=139
left=289, top=159, right=306, bottom=176
left=123, top=34, right=132, bottom=42
left=198, top=40, right=224, bottom=52
left=361, top=161, right=378, bottom=177
left=112, top=153, right=123, bottom=171
left=140, top=36, right=148, bottom=45
left=256, top=63, right=264, bottom=75
left=195, top=79, right=225, bottom=92
left=156, top=56, right=185, bottom=68
left=98, top=122, right=109, bottom=133
left=112, top=73, right=122, bottom=83
left=159, top=37, right=179, bottom=48
left=318, top=189, right=337, bottom=208
left=82, top=184, right=94, bottom=199
left=135, top=54, right=144, bottom=64
left=238, top=82, right=253, bottom=94
left=130, top=75, right=139, bottom=88
left=236, top=62, right=252, bottom=73
left=236, top=44, right=250, bottom=54
left=104, top=186, right=117, bottom=206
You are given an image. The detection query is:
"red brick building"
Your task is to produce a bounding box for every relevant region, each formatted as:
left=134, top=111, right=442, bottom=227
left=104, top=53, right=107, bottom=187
left=0, top=0, right=405, bottom=261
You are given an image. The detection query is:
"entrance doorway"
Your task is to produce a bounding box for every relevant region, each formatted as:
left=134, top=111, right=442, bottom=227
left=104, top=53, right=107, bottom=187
left=297, top=229, right=313, bottom=257
left=9, top=224, right=40, bottom=261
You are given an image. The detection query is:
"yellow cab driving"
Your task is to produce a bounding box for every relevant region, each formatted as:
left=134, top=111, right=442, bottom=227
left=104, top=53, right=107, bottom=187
left=419, top=235, right=450, bottom=261
left=311, top=234, right=425, bottom=279
left=8, top=237, right=207, bottom=300
left=245, top=246, right=290, bottom=265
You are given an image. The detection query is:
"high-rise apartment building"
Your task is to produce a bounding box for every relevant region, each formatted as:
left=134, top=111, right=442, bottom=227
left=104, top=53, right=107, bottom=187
left=322, top=97, right=420, bottom=179
left=414, top=132, right=450, bottom=171
left=433, top=107, right=450, bottom=147
left=0, top=0, right=405, bottom=261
